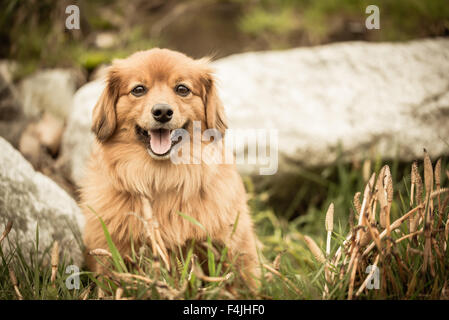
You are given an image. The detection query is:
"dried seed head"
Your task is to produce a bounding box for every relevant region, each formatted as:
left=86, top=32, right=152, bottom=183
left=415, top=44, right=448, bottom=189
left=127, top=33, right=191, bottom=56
left=423, top=149, right=433, bottom=197
left=304, top=235, right=325, bottom=264
left=415, top=167, right=423, bottom=205
left=115, top=288, right=124, bottom=300
left=354, top=192, right=361, bottom=217
left=363, top=159, right=371, bottom=182
left=383, top=166, right=393, bottom=204
left=325, top=203, right=334, bottom=232
left=411, top=162, right=418, bottom=184
left=51, top=241, right=59, bottom=267
left=376, top=170, right=388, bottom=228
left=435, top=159, right=441, bottom=189
left=89, top=248, right=113, bottom=257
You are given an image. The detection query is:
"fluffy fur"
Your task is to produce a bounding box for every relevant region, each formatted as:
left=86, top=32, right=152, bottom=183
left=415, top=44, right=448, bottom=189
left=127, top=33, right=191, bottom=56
left=80, top=48, right=260, bottom=286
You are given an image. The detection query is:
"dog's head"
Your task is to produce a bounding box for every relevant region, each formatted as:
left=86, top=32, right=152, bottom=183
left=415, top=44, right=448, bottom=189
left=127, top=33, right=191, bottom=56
left=91, top=48, right=227, bottom=160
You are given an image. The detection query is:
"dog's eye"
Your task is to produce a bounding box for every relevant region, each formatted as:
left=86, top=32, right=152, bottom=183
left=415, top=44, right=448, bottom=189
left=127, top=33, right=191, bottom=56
left=175, top=84, right=190, bottom=97
left=131, top=85, right=147, bottom=97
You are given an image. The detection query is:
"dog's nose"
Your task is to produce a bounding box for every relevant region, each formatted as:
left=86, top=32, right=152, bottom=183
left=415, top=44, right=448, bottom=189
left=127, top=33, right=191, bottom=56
left=152, top=104, right=173, bottom=123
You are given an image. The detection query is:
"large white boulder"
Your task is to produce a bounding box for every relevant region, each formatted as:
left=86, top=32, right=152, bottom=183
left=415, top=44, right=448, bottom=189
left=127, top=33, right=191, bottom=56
left=0, top=137, right=84, bottom=265
left=18, top=69, right=82, bottom=120
left=61, top=38, right=449, bottom=182
left=214, top=38, right=449, bottom=172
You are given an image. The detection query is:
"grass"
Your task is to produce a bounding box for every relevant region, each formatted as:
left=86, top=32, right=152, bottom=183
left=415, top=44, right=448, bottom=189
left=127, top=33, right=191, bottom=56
left=0, top=151, right=448, bottom=300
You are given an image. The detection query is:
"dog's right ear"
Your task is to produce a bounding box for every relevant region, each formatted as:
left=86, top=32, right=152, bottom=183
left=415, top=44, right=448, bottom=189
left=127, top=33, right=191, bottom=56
left=91, top=66, right=121, bottom=142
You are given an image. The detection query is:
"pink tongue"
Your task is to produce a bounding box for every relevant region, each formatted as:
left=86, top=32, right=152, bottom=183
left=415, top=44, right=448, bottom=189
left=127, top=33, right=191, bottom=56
left=150, top=129, right=171, bottom=155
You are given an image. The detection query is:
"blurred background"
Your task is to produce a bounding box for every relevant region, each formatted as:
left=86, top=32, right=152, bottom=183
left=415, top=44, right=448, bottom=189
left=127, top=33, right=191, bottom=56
left=1, top=0, right=448, bottom=78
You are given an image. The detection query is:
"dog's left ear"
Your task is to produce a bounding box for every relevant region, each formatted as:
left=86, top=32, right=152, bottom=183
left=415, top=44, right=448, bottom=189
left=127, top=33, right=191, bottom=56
left=91, top=66, right=121, bottom=142
left=198, top=60, right=228, bottom=136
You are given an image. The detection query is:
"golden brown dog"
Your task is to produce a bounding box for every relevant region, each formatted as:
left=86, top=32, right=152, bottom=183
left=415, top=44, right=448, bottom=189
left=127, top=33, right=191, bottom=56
left=80, top=48, right=260, bottom=286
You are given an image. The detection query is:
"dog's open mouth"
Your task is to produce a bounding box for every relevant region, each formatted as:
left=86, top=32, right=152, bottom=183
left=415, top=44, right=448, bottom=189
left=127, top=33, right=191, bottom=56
left=135, top=123, right=188, bottom=159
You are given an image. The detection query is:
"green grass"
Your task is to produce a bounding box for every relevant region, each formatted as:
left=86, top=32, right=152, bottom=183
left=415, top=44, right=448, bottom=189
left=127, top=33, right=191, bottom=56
left=0, top=154, right=448, bottom=300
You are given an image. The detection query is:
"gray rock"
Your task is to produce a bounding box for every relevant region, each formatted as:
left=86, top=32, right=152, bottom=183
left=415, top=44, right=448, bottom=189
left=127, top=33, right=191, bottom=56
left=214, top=38, right=449, bottom=173
left=0, top=137, right=85, bottom=265
left=61, top=38, right=449, bottom=182
left=0, top=73, right=29, bottom=148
left=18, top=69, right=82, bottom=120
left=60, top=80, right=103, bottom=184
left=0, top=60, right=17, bottom=84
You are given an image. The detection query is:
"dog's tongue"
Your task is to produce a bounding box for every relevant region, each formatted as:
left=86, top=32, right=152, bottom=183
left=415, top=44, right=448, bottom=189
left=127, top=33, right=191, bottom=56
left=149, top=129, right=171, bottom=155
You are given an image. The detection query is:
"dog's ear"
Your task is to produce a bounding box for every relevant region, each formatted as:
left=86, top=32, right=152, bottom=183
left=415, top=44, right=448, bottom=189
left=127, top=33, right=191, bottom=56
left=91, top=66, right=120, bottom=142
left=198, top=60, right=228, bottom=136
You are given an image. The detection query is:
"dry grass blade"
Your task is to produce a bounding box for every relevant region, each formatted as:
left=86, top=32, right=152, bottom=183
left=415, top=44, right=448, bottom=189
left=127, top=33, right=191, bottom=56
left=362, top=204, right=424, bottom=257
left=444, top=219, right=449, bottom=251
left=51, top=241, right=59, bottom=285
left=353, top=192, right=361, bottom=219
left=115, top=287, right=124, bottom=300
left=435, top=159, right=442, bottom=228
left=80, top=283, right=93, bottom=300
left=89, top=248, right=113, bottom=257
left=395, top=229, right=423, bottom=243
left=262, top=263, right=302, bottom=296
left=273, top=250, right=285, bottom=271
left=304, top=235, right=325, bottom=263
left=194, top=271, right=233, bottom=283
left=348, top=173, right=374, bottom=301
left=422, top=150, right=434, bottom=275
left=0, top=220, right=13, bottom=244
left=9, top=267, right=23, bottom=300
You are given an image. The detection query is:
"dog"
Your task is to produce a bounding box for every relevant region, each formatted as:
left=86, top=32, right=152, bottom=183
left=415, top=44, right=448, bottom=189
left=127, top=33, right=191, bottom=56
left=80, top=48, right=260, bottom=287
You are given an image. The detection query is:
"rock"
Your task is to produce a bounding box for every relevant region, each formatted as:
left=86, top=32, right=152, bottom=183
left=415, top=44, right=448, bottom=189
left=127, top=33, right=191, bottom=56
left=94, top=32, right=118, bottom=49
left=61, top=38, right=449, bottom=182
left=89, top=64, right=109, bottom=81
left=0, top=73, right=29, bottom=148
left=18, top=112, right=65, bottom=168
left=18, top=123, right=41, bottom=167
left=0, top=137, right=84, bottom=265
left=213, top=38, right=449, bottom=173
left=61, top=80, right=104, bottom=184
left=35, top=112, right=65, bottom=156
left=0, top=60, right=17, bottom=84
left=18, top=69, right=84, bottom=120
